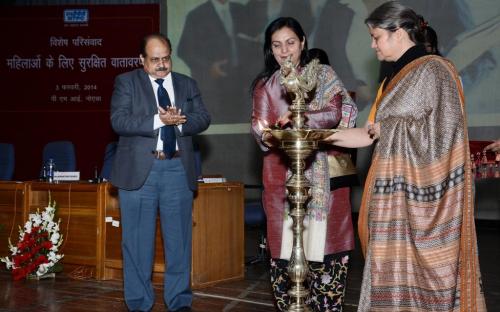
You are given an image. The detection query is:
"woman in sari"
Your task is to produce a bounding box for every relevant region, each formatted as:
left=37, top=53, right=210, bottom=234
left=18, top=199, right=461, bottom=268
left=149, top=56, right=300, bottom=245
left=250, top=17, right=358, bottom=311
left=325, top=1, right=487, bottom=311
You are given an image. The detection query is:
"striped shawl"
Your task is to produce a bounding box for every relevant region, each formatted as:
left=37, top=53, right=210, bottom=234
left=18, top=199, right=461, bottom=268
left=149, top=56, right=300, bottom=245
left=358, top=55, right=486, bottom=311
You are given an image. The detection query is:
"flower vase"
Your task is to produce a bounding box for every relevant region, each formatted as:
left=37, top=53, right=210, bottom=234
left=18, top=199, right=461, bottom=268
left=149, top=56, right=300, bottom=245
left=27, top=272, right=56, bottom=280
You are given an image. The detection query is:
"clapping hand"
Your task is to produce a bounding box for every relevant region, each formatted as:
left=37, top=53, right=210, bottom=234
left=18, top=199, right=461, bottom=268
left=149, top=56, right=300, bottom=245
left=159, top=106, right=186, bottom=126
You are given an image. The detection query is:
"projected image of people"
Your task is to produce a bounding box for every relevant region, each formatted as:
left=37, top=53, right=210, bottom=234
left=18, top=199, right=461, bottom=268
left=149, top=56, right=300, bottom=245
left=386, top=0, right=500, bottom=114
left=177, top=0, right=252, bottom=124
left=244, top=0, right=361, bottom=97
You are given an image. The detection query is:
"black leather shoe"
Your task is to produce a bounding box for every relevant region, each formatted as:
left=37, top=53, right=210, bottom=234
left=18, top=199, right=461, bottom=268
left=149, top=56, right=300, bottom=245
left=171, top=307, right=191, bottom=312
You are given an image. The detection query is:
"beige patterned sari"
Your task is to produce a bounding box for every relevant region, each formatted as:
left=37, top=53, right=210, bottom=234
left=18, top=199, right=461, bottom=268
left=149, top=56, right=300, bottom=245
left=358, top=55, right=486, bottom=311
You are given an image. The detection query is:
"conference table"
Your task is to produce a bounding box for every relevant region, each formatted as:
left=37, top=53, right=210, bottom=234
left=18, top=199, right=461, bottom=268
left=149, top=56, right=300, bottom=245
left=0, top=180, right=244, bottom=289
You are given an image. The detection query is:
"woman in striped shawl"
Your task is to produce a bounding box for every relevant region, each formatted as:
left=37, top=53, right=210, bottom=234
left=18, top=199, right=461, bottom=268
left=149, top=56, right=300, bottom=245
left=325, top=1, right=487, bottom=311
left=251, top=17, right=358, bottom=311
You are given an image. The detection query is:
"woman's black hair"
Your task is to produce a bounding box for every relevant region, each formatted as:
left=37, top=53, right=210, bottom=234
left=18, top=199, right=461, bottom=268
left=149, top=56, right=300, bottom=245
left=422, top=24, right=442, bottom=56
left=309, top=48, right=330, bottom=65
left=250, top=17, right=309, bottom=94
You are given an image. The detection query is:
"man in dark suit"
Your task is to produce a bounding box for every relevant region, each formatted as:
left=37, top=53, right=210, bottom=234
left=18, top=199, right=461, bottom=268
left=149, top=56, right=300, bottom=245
left=177, top=0, right=250, bottom=124
left=110, top=33, right=210, bottom=312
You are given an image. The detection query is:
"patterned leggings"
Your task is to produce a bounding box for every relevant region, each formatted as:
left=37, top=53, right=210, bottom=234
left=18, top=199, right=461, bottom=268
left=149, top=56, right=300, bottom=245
left=270, top=252, right=350, bottom=312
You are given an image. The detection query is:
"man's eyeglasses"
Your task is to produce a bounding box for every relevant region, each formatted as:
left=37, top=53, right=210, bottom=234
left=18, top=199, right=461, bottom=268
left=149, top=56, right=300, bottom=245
left=148, top=55, right=171, bottom=64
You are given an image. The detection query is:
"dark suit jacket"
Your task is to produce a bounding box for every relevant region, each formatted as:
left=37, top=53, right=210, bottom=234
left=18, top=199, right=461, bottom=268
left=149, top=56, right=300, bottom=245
left=110, top=69, right=210, bottom=191
left=311, top=1, right=358, bottom=90
left=177, top=1, right=250, bottom=123
left=178, top=1, right=245, bottom=80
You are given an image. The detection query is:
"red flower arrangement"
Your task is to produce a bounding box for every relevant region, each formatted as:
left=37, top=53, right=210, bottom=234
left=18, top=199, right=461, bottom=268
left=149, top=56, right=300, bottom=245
left=1, top=201, right=64, bottom=280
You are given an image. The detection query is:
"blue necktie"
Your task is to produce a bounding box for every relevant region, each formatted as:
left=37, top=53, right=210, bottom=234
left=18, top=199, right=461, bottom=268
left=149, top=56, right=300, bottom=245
left=155, top=78, right=176, bottom=158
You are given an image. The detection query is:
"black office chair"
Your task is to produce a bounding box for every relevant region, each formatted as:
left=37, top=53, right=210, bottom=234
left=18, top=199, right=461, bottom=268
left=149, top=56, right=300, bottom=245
left=42, top=141, right=76, bottom=172
left=0, top=143, right=15, bottom=180
left=244, top=187, right=267, bottom=265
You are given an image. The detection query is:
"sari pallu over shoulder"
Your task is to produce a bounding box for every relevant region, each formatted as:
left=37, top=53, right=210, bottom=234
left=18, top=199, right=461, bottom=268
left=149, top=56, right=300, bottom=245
left=358, top=55, right=486, bottom=312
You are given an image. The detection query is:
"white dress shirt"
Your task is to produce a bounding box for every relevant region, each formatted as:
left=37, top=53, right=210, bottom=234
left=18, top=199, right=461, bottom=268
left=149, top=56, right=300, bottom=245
left=149, top=72, right=181, bottom=151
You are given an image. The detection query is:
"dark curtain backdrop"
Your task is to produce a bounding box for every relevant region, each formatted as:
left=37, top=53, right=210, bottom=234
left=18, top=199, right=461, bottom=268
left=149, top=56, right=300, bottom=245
left=169, top=0, right=500, bottom=193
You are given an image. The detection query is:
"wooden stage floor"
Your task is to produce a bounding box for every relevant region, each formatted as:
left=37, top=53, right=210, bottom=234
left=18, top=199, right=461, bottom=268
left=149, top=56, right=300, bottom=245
left=0, top=223, right=498, bottom=311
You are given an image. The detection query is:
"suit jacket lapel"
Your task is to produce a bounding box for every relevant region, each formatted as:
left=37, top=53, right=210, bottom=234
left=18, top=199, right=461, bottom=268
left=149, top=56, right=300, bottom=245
left=139, top=69, right=158, bottom=115
left=137, top=69, right=160, bottom=138
left=172, top=73, right=184, bottom=111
